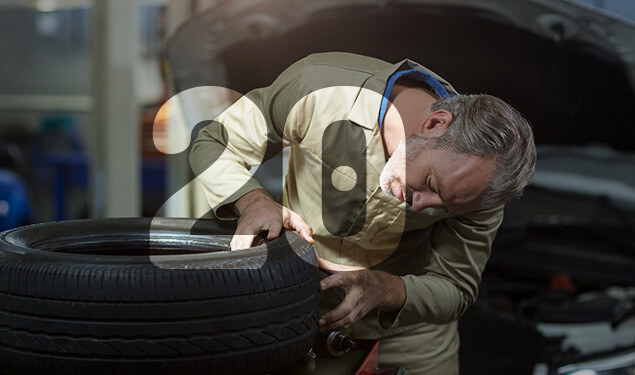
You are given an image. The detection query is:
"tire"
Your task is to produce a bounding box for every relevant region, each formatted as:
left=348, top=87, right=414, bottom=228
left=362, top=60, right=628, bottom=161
left=0, top=217, right=319, bottom=375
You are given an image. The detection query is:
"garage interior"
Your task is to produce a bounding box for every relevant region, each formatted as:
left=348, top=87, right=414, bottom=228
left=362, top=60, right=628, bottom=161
left=0, top=0, right=634, bottom=374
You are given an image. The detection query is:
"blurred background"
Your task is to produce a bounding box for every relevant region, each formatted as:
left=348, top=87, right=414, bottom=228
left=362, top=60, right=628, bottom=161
left=0, top=1, right=634, bottom=373
left=0, top=0, right=217, bottom=225
left=0, top=0, right=635, bottom=229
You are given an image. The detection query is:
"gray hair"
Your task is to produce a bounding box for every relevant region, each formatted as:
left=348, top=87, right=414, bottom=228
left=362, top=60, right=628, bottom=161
left=429, top=94, right=536, bottom=208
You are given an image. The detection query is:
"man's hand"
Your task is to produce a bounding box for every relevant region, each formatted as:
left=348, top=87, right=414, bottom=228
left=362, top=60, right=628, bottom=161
left=230, top=189, right=314, bottom=250
left=318, top=268, right=406, bottom=332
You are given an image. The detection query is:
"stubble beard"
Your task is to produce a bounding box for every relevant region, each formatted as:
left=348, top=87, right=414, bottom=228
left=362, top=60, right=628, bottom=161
left=379, top=136, right=435, bottom=200
left=379, top=138, right=407, bottom=197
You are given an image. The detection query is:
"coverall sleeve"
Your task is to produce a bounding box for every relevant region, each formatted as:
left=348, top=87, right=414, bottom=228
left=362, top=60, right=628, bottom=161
left=189, top=59, right=309, bottom=219
left=378, top=205, right=504, bottom=327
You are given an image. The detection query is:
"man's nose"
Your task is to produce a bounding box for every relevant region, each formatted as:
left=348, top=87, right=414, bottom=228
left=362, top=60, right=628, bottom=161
left=411, top=191, right=443, bottom=211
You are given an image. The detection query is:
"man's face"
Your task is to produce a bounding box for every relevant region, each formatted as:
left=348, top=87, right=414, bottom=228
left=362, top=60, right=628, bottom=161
left=379, top=137, right=495, bottom=215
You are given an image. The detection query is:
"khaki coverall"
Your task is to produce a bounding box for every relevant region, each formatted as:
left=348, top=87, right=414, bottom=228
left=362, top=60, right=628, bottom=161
left=190, top=52, right=504, bottom=374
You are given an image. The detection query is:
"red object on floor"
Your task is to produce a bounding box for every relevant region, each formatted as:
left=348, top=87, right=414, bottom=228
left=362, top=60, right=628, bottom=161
left=355, top=340, right=380, bottom=375
left=549, top=273, right=577, bottom=294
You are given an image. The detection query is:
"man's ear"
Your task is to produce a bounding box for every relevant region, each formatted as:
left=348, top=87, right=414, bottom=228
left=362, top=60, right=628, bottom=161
left=416, top=110, right=452, bottom=138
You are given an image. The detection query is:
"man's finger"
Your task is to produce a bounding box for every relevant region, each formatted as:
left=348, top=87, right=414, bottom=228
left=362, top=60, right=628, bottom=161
left=230, top=234, right=258, bottom=251
left=286, top=211, right=314, bottom=244
left=319, top=292, right=361, bottom=331
left=232, top=220, right=267, bottom=250
left=267, top=222, right=282, bottom=240
left=299, top=228, right=315, bottom=244
left=320, top=301, right=355, bottom=326
left=317, top=257, right=365, bottom=274
left=319, top=273, right=346, bottom=291
left=322, top=310, right=360, bottom=332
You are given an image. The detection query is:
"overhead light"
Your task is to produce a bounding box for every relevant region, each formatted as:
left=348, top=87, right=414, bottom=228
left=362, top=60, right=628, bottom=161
left=33, top=0, right=58, bottom=12
left=566, top=370, right=597, bottom=375
left=27, top=0, right=92, bottom=12
left=558, top=348, right=635, bottom=375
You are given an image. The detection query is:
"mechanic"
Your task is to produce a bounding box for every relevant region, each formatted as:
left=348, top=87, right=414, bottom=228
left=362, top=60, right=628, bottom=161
left=190, top=52, right=536, bottom=374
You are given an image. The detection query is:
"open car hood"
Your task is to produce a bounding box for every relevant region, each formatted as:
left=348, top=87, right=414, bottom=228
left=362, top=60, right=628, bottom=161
left=168, top=0, right=635, bottom=151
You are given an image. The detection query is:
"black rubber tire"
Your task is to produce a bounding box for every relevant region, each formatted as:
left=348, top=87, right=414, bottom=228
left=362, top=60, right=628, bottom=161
left=0, top=218, right=318, bottom=375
